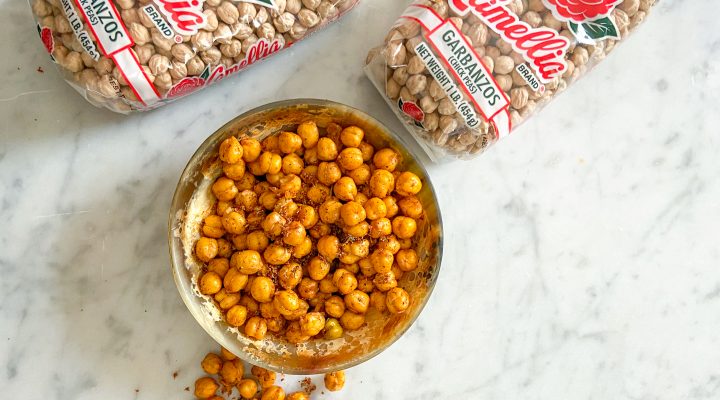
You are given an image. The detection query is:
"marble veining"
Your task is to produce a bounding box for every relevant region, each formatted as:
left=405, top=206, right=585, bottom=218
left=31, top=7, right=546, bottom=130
left=2, top=0, right=720, bottom=398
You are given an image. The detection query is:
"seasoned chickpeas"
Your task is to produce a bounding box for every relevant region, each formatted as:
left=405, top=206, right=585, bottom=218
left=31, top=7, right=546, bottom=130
left=195, top=377, right=219, bottom=399
left=238, top=379, right=258, bottom=399
left=194, top=122, right=428, bottom=344
left=201, top=353, right=223, bottom=375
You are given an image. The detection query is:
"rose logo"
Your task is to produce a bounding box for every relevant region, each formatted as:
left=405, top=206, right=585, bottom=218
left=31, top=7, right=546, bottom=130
left=397, top=98, right=425, bottom=128
left=543, top=0, right=622, bottom=43
left=166, top=66, right=211, bottom=98
left=37, top=25, right=55, bottom=56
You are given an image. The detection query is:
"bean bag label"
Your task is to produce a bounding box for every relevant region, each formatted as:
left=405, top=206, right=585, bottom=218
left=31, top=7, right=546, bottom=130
left=60, top=0, right=100, bottom=60
left=73, top=0, right=133, bottom=56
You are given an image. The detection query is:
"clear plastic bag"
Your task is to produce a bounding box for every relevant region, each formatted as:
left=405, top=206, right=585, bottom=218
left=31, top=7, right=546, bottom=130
left=29, top=0, right=359, bottom=113
left=365, top=0, right=655, bottom=160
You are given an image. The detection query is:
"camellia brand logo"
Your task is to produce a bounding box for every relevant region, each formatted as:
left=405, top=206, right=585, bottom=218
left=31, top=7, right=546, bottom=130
left=542, top=0, right=622, bottom=43
left=153, top=0, right=207, bottom=36
left=447, top=0, right=570, bottom=83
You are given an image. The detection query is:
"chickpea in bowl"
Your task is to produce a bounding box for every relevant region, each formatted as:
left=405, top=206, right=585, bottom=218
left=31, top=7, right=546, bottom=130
left=169, top=99, right=442, bottom=375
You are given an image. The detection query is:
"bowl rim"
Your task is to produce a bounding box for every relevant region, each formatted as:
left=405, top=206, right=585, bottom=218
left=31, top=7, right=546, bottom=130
left=168, top=98, right=444, bottom=374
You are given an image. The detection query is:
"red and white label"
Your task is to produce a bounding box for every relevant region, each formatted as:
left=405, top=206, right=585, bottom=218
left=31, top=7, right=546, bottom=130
left=60, top=0, right=100, bottom=60
left=153, top=0, right=206, bottom=36
left=73, top=0, right=132, bottom=56
left=448, top=0, right=570, bottom=83
left=401, top=5, right=511, bottom=139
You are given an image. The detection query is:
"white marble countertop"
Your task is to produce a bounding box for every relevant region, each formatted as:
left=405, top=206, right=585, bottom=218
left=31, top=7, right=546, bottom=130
left=2, top=0, right=720, bottom=398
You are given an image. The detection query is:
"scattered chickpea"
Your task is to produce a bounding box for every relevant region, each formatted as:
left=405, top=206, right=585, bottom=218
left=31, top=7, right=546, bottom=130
left=219, top=358, right=243, bottom=384
left=251, top=366, right=277, bottom=388
left=195, top=377, right=219, bottom=399
left=287, top=391, right=310, bottom=400
left=201, top=353, right=223, bottom=375
left=220, top=347, right=237, bottom=360
left=261, top=385, right=285, bottom=400
left=324, top=370, right=346, bottom=392
left=238, top=378, right=259, bottom=399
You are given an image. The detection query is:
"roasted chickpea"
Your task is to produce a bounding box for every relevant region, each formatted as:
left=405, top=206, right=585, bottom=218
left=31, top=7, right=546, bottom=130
left=392, top=216, right=417, bottom=239
left=373, top=148, right=399, bottom=171
left=317, top=276, right=336, bottom=293
left=226, top=304, right=248, bottom=326
left=343, top=221, right=369, bottom=237
left=344, top=290, right=370, bottom=313
left=307, top=184, right=331, bottom=204
left=299, top=311, right=325, bottom=336
left=358, top=257, right=374, bottom=276
left=285, top=320, right=310, bottom=344
left=212, top=177, right=238, bottom=201
left=266, top=314, right=286, bottom=333
left=255, top=181, right=272, bottom=194
left=363, top=197, right=387, bottom=220
left=282, top=153, right=304, bottom=175
left=262, top=135, right=279, bottom=152
left=250, top=276, right=275, bottom=302
left=274, top=198, right=299, bottom=219
left=231, top=234, right=248, bottom=251
left=201, top=353, right=223, bottom=375
left=398, top=196, right=423, bottom=219
left=395, top=171, right=423, bottom=196
left=273, top=290, right=301, bottom=316
left=234, top=171, right=255, bottom=191
left=370, top=248, right=394, bottom=274
left=297, top=277, right=319, bottom=299
left=278, top=131, right=303, bottom=154
left=357, top=275, right=374, bottom=292
left=251, top=366, right=276, bottom=388
left=244, top=230, right=267, bottom=252
left=307, top=256, right=331, bottom=280
left=241, top=138, right=262, bottom=162
left=223, top=161, right=247, bottom=180
left=196, top=237, right=218, bottom=263
left=261, top=385, right=285, bottom=400
left=317, top=235, right=339, bottom=260
left=281, top=221, right=306, bottom=246
left=370, top=218, right=393, bottom=238
left=218, top=239, right=233, bottom=259
left=239, top=294, right=260, bottom=316
left=208, top=258, right=230, bottom=278
left=217, top=201, right=232, bottom=217
left=332, top=268, right=358, bottom=295
left=369, top=169, right=395, bottom=198
left=339, top=125, right=364, bottom=147
left=222, top=211, right=246, bottom=234
left=339, top=201, right=366, bottom=226
left=331, top=177, right=355, bottom=201
left=284, top=298, right=310, bottom=321
left=231, top=250, right=263, bottom=274
left=216, top=290, right=241, bottom=310
left=396, top=249, right=419, bottom=272
left=295, top=205, right=318, bottom=229
left=258, top=191, right=279, bottom=211
left=297, top=121, right=320, bottom=148
left=235, top=190, right=257, bottom=210
left=194, top=377, right=219, bottom=399
left=260, top=301, right=280, bottom=318
left=377, top=235, right=401, bottom=254
left=317, top=161, right=342, bottom=186
left=373, top=271, right=398, bottom=292
left=319, top=199, right=342, bottom=224
left=337, top=147, right=364, bottom=171
left=220, top=346, right=237, bottom=360
left=348, top=239, right=370, bottom=258
left=278, top=174, right=302, bottom=197
left=199, top=271, right=223, bottom=295
left=203, top=215, right=225, bottom=238
left=340, top=310, right=365, bottom=330
left=304, top=146, right=319, bottom=165
left=317, top=137, right=338, bottom=161
left=238, top=378, right=259, bottom=399
left=264, top=244, right=291, bottom=265
left=287, top=391, right=310, bottom=400
left=344, top=262, right=360, bottom=274
left=386, top=287, right=410, bottom=313
left=370, top=290, right=387, bottom=312
left=380, top=198, right=397, bottom=219
left=278, top=262, right=302, bottom=289
left=391, top=264, right=404, bottom=280
left=261, top=211, right=287, bottom=237
left=309, top=222, right=331, bottom=239
left=324, top=295, right=346, bottom=318
left=324, top=317, right=343, bottom=339
left=346, top=163, right=371, bottom=185
left=357, top=141, right=374, bottom=161
left=220, top=136, right=243, bottom=163
left=292, top=236, right=313, bottom=258
left=324, top=370, right=345, bottom=392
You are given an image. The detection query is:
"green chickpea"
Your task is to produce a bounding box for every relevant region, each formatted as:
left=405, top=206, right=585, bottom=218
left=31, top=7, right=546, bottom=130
left=324, top=318, right=344, bottom=339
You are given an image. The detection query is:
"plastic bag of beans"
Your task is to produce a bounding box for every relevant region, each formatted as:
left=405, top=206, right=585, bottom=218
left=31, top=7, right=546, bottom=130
left=29, top=0, right=359, bottom=113
left=365, top=0, right=655, bottom=160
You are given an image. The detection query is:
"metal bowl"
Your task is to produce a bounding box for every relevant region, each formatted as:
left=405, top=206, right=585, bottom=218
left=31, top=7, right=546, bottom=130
left=168, top=99, right=443, bottom=374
